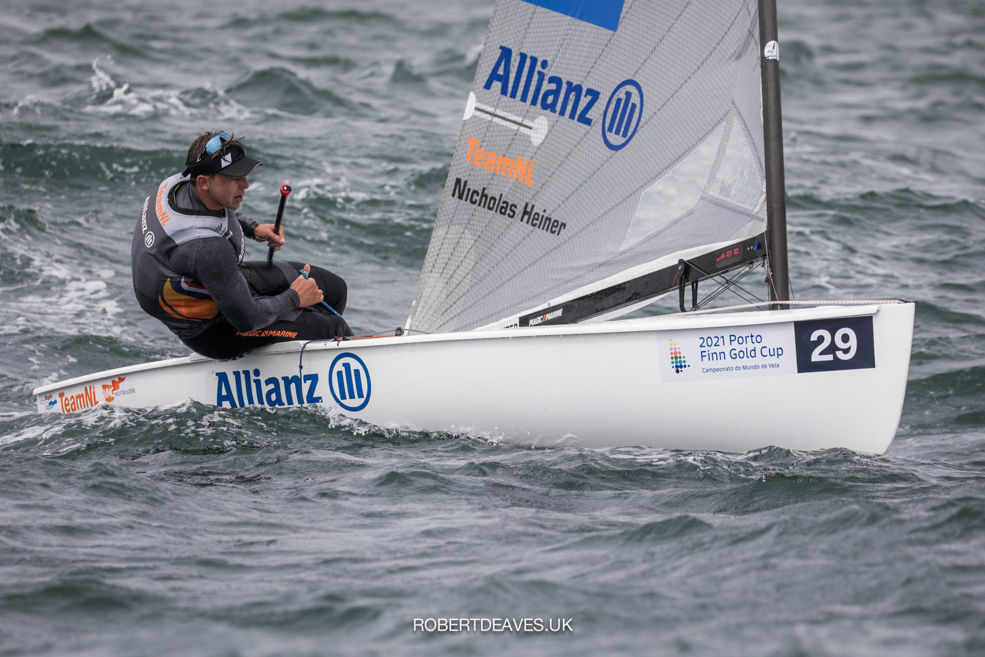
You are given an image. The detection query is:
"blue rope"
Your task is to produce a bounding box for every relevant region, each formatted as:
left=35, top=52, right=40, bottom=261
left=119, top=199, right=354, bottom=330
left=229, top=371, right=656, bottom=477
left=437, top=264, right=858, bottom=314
left=298, top=268, right=346, bottom=319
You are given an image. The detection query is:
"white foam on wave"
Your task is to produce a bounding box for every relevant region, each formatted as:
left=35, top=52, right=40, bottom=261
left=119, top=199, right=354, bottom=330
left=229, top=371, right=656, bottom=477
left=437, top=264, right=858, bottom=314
left=89, top=55, right=115, bottom=94
left=0, top=419, right=48, bottom=448
left=2, top=256, right=126, bottom=338
left=85, top=56, right=253, bottom=121
left=290, top=175, right=375, bottom=204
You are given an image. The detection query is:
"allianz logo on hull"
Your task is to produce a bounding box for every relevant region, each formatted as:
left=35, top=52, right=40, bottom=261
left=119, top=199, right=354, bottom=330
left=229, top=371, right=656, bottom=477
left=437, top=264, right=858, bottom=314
left=329, top=353, right=371, bottom=412
left=214, top=353, right=372, bottom=412
left=482, top=45, right=643, bottom=151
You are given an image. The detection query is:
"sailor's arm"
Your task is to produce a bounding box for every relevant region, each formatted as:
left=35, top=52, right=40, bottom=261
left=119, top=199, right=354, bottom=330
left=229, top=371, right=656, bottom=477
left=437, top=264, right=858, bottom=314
left=237, top=213, right=284, bottom=251
left=180, top=239, right=298, bottom=332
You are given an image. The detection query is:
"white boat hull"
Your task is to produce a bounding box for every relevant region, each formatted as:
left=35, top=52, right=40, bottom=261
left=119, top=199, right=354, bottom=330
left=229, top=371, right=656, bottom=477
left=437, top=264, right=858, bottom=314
left=33, top=303, right=914, bottom=454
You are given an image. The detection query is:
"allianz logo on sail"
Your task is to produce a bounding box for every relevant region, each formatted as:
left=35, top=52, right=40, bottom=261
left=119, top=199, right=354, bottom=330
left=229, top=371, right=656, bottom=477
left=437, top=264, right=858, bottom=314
left=483, top=45, right=643, bottom=151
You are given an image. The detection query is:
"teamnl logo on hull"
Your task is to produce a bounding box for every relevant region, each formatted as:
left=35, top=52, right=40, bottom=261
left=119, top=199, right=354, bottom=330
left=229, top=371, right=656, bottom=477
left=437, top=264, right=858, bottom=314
left=329, top=353, right=372, bottom=412
left=482, top=45, right=643, bottom=151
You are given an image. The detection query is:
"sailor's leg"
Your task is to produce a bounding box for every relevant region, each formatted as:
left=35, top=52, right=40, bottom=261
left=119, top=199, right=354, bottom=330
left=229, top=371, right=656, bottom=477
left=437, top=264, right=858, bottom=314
left=240, top=260, right=348, bottom=314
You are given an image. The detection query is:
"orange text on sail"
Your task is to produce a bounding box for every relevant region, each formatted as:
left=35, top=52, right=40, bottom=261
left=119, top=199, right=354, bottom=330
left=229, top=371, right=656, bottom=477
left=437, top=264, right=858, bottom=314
left=465, top=137, right=534, bottom=186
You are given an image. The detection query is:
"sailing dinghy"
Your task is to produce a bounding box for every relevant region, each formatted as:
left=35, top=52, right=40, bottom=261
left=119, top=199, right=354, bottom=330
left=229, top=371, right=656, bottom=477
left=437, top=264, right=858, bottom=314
left=33, top=0, right=914, bottom=454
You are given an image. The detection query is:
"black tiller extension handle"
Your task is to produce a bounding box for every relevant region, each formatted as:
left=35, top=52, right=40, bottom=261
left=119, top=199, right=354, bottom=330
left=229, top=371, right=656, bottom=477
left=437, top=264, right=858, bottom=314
left=267, top=183, right=292, bottom=263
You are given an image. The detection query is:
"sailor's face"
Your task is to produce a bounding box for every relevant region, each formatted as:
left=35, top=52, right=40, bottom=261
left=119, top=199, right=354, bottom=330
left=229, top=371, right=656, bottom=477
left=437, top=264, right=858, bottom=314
left=200, top=174, right=249, bottom=210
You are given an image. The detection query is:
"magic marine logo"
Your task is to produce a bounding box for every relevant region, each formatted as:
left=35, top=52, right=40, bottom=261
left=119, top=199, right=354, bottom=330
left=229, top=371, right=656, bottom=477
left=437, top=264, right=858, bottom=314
left=482, top=45, right=643, bottom=151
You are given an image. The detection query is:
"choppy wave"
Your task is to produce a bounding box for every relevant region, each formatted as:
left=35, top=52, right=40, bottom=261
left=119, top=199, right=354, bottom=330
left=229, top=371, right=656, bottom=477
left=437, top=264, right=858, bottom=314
left=228, top=67, right=356, bottom=117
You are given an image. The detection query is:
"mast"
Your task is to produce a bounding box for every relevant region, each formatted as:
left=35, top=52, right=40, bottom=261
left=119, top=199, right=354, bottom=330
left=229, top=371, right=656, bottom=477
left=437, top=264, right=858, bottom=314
left=758, top=0, right=790, bottom=303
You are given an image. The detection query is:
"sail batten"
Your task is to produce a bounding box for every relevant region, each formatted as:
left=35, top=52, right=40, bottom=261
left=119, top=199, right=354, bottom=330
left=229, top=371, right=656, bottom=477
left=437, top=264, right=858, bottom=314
left=407, top=0, right=769, bottom=334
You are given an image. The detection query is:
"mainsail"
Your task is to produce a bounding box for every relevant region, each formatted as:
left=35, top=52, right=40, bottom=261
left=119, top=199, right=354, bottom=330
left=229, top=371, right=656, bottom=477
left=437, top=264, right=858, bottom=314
left=407, top=0, right=770, bottom=334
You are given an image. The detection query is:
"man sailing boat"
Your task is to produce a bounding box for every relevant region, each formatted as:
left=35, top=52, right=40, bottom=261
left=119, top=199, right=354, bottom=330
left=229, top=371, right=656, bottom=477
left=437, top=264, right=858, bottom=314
left=131, top=130, right=351, bottom=359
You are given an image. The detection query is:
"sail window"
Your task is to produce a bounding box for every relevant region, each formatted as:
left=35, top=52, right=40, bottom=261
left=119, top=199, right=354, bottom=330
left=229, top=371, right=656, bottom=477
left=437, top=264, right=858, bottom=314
left=706, top=119, right=765, bottom=212
left=621, top=122, right=726, bottom=251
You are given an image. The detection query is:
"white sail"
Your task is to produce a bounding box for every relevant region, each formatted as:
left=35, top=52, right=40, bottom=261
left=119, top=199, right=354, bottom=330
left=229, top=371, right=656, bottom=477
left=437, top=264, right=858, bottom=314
left=407, top=0, right=768, bottom=333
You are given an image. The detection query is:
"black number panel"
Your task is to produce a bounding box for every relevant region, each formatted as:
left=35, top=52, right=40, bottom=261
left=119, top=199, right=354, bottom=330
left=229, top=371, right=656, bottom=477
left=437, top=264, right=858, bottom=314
left=794, top=316, right=875, bottom=373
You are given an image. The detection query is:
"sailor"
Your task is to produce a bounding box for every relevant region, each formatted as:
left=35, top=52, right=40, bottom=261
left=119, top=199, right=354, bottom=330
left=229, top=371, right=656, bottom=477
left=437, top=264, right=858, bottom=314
left=131, top=130, right=352, bottom=359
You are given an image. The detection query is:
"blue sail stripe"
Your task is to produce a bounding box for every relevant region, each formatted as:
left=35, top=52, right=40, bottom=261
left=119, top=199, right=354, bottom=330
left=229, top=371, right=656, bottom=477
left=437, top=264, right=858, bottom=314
left=520, top=0, right=624, bottom=32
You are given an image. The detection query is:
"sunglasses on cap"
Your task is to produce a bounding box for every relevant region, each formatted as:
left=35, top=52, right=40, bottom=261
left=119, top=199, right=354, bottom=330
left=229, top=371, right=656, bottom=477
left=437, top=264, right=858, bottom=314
left=183, top=132, right=262, bottom=179
left=204, top=131, right=229, bottom=156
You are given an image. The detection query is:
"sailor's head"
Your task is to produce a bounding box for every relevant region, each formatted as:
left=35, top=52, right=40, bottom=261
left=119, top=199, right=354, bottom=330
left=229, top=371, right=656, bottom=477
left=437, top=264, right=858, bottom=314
left=184, top=131, right=262, bottom=210
left=184, top=131, right=262, bottom=180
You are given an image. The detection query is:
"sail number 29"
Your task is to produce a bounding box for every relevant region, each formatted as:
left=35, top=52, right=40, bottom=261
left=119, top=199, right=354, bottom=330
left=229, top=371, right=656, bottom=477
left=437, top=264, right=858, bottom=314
left=810, top=327, right=857, bottom=362
left=794, top=316, right=875, bottom=373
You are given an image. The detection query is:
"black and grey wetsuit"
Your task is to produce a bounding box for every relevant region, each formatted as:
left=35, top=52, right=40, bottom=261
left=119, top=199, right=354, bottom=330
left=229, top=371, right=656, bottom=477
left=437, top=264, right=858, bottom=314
left=131, top=173, right=350, bottom=359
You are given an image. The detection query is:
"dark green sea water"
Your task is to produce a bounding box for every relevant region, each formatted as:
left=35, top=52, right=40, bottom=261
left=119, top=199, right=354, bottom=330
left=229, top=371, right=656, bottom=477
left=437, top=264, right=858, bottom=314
left=2, top=0, right=984, bottom=655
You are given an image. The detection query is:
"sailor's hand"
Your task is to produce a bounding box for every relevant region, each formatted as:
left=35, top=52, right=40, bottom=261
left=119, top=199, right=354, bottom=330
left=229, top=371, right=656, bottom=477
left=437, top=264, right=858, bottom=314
left=290, top=264, right=324, bottom=307
left=253, top=223, right=285, bottom=250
